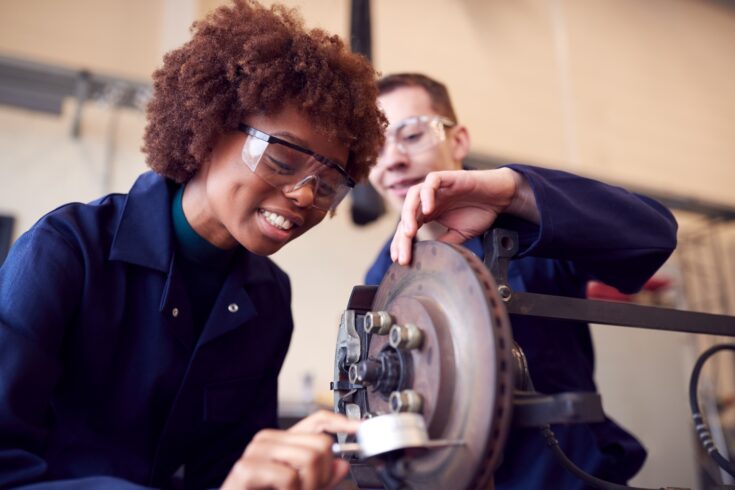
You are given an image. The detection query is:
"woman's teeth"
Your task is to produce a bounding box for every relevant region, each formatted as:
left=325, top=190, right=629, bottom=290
left=260, top=209, right=293, bottom=230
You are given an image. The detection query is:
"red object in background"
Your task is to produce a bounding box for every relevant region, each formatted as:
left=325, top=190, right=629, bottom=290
left=586, top=276, right=672, bottom=302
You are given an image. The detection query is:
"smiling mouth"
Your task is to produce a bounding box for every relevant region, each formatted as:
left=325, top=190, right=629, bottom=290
left=388, top=177, right=424, bottom=192
left=259, top=209, right=295, bottom=230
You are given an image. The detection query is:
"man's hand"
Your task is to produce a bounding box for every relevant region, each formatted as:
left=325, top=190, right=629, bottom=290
left=221, top=410, right=360, bottom=490
left=390, top=168, right=539, bottom=265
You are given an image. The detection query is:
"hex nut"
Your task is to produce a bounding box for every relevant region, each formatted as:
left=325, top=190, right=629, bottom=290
left=365, top=311, right=393, bottom=335
left=389, top=389, right=423, bottom=413
left=389, top=323, right=424, bottom=350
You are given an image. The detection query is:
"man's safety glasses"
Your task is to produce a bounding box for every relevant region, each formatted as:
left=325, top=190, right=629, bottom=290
left=238, top=124, right=355, bottom=211
left=379, top=115, right=456, bottom=158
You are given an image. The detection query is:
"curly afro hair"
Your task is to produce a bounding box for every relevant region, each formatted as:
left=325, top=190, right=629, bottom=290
left=143, top=0, right=386, bottom=183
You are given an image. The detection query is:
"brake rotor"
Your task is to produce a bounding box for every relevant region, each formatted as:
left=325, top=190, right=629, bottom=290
left=334, top=241, right=514, bottom=489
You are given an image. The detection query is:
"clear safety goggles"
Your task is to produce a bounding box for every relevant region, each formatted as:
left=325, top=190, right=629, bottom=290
left=239, top=124, right=355, bottom=211
left=379, top=115, right=456, bottom=158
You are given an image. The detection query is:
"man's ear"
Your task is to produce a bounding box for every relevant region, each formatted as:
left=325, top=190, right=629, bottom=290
left=450, top=125, right=470, bottom=165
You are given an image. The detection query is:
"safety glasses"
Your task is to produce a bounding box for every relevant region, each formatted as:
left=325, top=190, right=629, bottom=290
left=379, top=115, right=456, bottom=158
left=238, top=124, right=355, bottom=211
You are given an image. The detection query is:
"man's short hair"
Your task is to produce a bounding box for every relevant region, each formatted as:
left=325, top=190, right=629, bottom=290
left=377, top=73, right=458, bottom=122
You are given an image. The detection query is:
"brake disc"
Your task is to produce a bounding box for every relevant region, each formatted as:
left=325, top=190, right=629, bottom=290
left=333, top=241, right=514, bottom=489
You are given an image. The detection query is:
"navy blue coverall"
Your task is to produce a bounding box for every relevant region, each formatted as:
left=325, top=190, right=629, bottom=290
left=0, top=172, right=293, bottom=489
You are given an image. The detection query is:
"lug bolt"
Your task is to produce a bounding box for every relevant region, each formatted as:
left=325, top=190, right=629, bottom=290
left=389, top=323, right=424, bottom=350
left=389, top=389, right=423, bottom=413
left=365, top=311, right=393, bottom=335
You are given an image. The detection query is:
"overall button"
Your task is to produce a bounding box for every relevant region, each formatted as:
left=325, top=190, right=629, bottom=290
left=172, top=307, right=180, bottom=318
left=228, top=303, right=239, bottom=313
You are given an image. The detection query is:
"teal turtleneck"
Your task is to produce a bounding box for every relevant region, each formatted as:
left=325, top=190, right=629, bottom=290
left=171, top=185, right=238, bottom=335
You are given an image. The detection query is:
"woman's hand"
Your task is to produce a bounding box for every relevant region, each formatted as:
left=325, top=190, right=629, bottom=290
left=221, top=410, right=360, bottom=490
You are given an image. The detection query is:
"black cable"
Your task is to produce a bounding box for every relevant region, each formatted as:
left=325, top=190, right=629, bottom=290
left=514, top=343, right=664, bottom=489
left=689, top=343, right=735, bottom=479
left=541, top=425, right=664, bottom=490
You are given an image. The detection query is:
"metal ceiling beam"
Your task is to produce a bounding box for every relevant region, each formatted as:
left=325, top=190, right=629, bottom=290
left=0, top=54, right=150, bottom=136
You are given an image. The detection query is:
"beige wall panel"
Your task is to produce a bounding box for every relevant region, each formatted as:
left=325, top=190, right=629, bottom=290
left=0, top=0, right=164, bottom=78
left=567, top=0, right=735, bottom=204
left=198, top=0, right=349, bottom=36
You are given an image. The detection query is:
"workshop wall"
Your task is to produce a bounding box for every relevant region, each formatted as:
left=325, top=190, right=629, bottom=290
left=0, top=0, right=163, bottom=79
left=1, top=1, right=734, bottom=488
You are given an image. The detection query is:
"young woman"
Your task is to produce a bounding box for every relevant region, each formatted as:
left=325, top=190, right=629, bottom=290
left=0, top=1, right=385, bottom=488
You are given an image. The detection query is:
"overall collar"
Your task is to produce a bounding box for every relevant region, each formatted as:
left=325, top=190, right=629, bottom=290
left=109, top=171, right=277, bottom=286
left=109, top=171, right=175, bottom=272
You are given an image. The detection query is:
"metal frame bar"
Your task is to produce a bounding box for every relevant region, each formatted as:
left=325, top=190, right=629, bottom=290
left=0, top=55, right=149, bottom=124
left=505, top=291, right=735, bottom=336
left=484, top=229, right=735, bottom=337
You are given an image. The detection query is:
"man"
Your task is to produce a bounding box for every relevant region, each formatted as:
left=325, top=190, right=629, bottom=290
left=365, top=73, right=678, bottom=488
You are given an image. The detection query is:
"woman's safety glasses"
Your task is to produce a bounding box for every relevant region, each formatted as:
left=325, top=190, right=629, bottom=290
left=239, top=124, right=355, bottom=211
left=379, top=115, right=456, bottom=158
